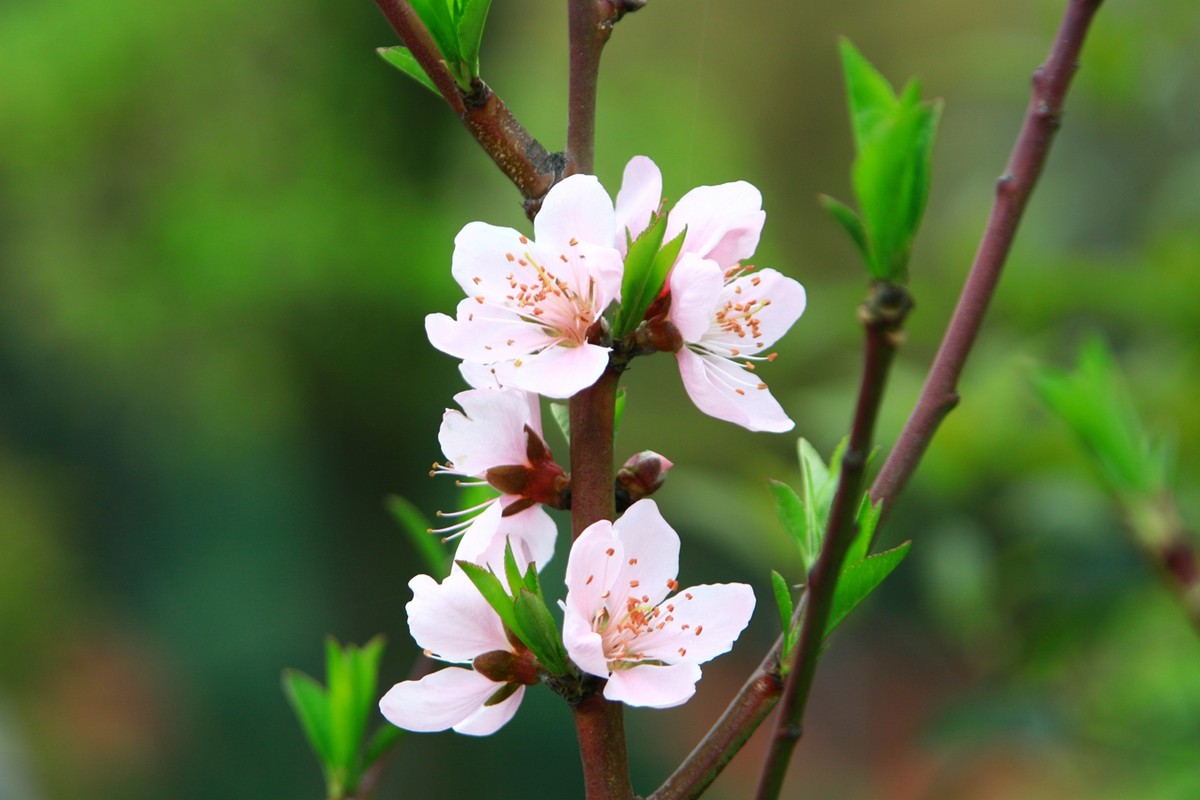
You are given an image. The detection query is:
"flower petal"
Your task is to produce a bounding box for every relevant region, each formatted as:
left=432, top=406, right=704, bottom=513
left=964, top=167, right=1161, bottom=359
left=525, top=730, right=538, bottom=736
left=667, top=255, right=724, bottom=343
left=675, top=348, right=795, bottom=433
left=452, top=685, right=525, bottom=736
left=603, top=662, right=702, bottom=709
left=666, top=181, right=765, bottom=267
left=534, top=174, right=616, bottom=251
left=450, top=221, right=531, bottom=299
left=379, top=667, right=501, bottom=732
left=486, top=341, right=611, bottom=399
left=406, top=570, right=510, bottom=662
left=455, top=501, right=558, bottom=573
left=562, top=605, right=611, bottom=678
left=614, top=156, right=663, bottom=256
left=439, top=388, right=535, bottom=477
left=606, top=499, right=681, bottom=612
left=632, top=583, right=756, bottom=665
left=565, top=518, right=622, bottom=619
left=705, top=269, right=807, bottom=351
left=425, top=302, right=554, bottom=365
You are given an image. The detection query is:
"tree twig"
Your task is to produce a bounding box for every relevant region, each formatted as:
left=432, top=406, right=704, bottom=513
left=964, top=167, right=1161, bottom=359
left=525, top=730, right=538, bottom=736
left=870, top=0, right=1106, bottom=510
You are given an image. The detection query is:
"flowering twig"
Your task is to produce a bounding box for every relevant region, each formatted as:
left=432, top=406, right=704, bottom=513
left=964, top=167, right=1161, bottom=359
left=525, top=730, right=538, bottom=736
left=754, top=284, right=911, bottom=800
left=372, top=0, right=562, bottom=217
left=567, top=1, right=641, bottom=174
left=647, top=2, right=1107, bottom=796
left=870, top=0, right=1106, bottom=510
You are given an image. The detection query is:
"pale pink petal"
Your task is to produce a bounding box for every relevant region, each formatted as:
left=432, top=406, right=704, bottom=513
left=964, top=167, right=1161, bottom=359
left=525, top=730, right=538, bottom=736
left=457, top=366, right=545, bottom=439
left=452, top=685, right=525, bottom=736
left=565, top=519, right=623, bottom=619
left=606, top=499, right=680, bottom=612
left=666, top=182, right=765, bottom=267
left=379, top=667, right=501, bottom=732
left=486, top=341, right=611, bottom=399
left=632, top=583, right=756, bottom=665
left=456, top=503, right=558, bottom=573
left=450, top=221, right=531, bottom=298
left=439, top=388, right=533, bottom=477
left=534, top=174, right=616, bottom=251
left=666, top=255, right=724, bottom=342
left=675, top=348, right=795, bottom=433
left=705, top=269, right=807, bottom=351
left=562, top=606, right=611, bottom=678
left=614, top=156, right=663, bottom=256
left=425, top=303, right=554, bottom=364
left=603, top=662, right=702, bottom=709
left=406, top=571, right=510, bottom=661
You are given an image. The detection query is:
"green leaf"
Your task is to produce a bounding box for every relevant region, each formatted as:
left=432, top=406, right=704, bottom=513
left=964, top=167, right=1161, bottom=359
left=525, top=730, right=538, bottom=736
left=282, top=669, right=335, bottom=769
left=549, top=401, right=571, bottom=444
left=845, top=495, right=883, bottom=567
left=456, top=0, right=493, bottom=78
left=512, top=588, right=569, bottom=674
left=325, top=638, right=357, bottom=774
left=376, top=47, right=441, bottom=96
left=456, top=560, right=524, bottom=640
left=409, top=0, right=459, bottom=63
left=770, top=570, right=797, bottom=668
left=825, top=541, right=911, bottom=638
left=819, top=194, right=870, bottom=264
left=612, top=212, right=669, bottom=337
left=839, top=38, right=899, bottom=151
left=386, top=495, right=448, bottom=578
left=769, top=479, right=811, bottom=569
left=502, top=538, right=525, bottom=596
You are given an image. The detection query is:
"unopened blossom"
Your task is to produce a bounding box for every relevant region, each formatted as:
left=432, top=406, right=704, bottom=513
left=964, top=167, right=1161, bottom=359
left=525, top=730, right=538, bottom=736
left=426, top=174, right=624, bottom=398
left=432, top=387, right=565, bottom=571
left=380, top=570, right=538, bottom=736
left=561, top=499, right=755, bottom=709
left=615, top=155, right=806, bottom=432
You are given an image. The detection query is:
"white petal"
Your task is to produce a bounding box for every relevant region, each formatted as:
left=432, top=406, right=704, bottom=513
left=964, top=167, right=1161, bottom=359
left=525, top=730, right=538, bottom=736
left=487, top=342, right=611, bottom=399
left=534, top=174, right=616, bottom=251
left=439, top=388, right=533, bottom=477
left=667, top=255, right=724, bottom=343
left=603, top=662, right=702, bottom=709
left=564, top=519, right=622, bottom=619
left=614, top=156, right=663, bottom=256
left=675, top=348, right=795, bottom=433
left=666, top=182, right=765, bottom=267
left=425, top=302, right=554, bottom=364
left=562, top=605, right=611, bottom=679
left=406, top=570, right=510, bottom=662
left=706, top=269, right=807, bottom=350
left=633, top=583, right=756, bottom=665
left=457, top=367, right=545, bottom=439
left=450, top=221, right=532, bottom=298
left=452, top=685, right=525, bottom=736
left=457, top=503, right=558, bottom=574
left=607, top=499, right=680, bottom=611
left=379, top=667, right=501, bottom=732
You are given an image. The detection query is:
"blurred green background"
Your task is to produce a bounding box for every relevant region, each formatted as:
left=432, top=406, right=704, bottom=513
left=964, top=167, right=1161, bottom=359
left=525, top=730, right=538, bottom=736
left=2, top=0, right=1198, bottom=797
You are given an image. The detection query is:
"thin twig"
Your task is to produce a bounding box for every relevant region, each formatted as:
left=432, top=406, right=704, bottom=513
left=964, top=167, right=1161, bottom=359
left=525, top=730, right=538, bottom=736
left=754, top=285, right=911, bottom=800
left=870, top=0, right=1106, bottom=510
left=373, top=0, right=561, bottom=217
left=566, top=1, right=622, bottom=174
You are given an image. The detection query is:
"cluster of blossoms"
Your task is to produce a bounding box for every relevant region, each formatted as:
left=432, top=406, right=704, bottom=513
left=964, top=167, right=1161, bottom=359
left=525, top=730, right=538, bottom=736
left=381, top=157, right=806, bottom=735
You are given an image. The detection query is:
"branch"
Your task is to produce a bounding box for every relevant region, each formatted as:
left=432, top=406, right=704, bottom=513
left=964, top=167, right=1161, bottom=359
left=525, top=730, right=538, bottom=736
left=754, top=284, right=911, bottom=800
left=566, top=1, right=628, bottom=174
left=373, top=0, right=561, bottom=217
left=870, top=0, right=1106, bottom=509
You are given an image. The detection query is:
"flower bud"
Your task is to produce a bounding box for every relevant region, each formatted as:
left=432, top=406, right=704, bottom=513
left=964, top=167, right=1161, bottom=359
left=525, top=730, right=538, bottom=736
left=615, top=451, right=674, bottom=511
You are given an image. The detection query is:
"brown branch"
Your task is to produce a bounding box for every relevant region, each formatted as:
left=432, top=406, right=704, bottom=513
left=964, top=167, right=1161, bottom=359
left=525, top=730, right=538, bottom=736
left=566, top=1, right=626, bottom=174
left=373, top=0, right=561, bottom=218
left=754, top=284, right=911, bottom=800
left=870, top=0, right=1106, bottom=509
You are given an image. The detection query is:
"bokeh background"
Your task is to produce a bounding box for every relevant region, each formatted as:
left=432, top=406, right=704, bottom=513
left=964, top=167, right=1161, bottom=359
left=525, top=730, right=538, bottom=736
left=2, top=0, right=1199, bottom=797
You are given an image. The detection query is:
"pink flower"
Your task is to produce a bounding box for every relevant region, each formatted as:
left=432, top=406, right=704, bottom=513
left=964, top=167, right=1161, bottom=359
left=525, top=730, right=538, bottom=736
left=426, top=175, right=624, bottom=398
left=615, top=156, right=806, bottom=432
left=380, top=570, right=537, bottom=736
left=561, top=500, right=755, bottom=709
left=431, top=387, right=564, bottom=572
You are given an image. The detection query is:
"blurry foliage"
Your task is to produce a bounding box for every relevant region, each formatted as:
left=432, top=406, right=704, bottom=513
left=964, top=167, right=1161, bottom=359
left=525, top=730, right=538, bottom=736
left=0, top=0, right=1198, bottom=798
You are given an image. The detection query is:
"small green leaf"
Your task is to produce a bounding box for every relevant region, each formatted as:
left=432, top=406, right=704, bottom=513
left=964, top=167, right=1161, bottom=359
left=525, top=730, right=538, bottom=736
left=819, top=194, right=870, bottom=264
left=613, top=212, right=670, bottom=337
left=457, top=560, right=524, bottom=639
left=283, top=669, right=334, bottom=768
left=770, top=570, right=797, bottom=667
left=549, top=401, right=571, bottom=444
left=456, top=0, right=493, bottom=78
left=839, top=38, right=899, bottom=151
left=512, top=589, right=569, bottom=674
left=826, top=541, right=911, bottom=638
left=409, top=0, right=459, bottom=62
left=386, top=495, right=448, bottom=578
left=769, top=479, right=811, bottom=569
left=376, top=47, right=441, bottom=96
left=502, top=538, right=524, bottom=596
